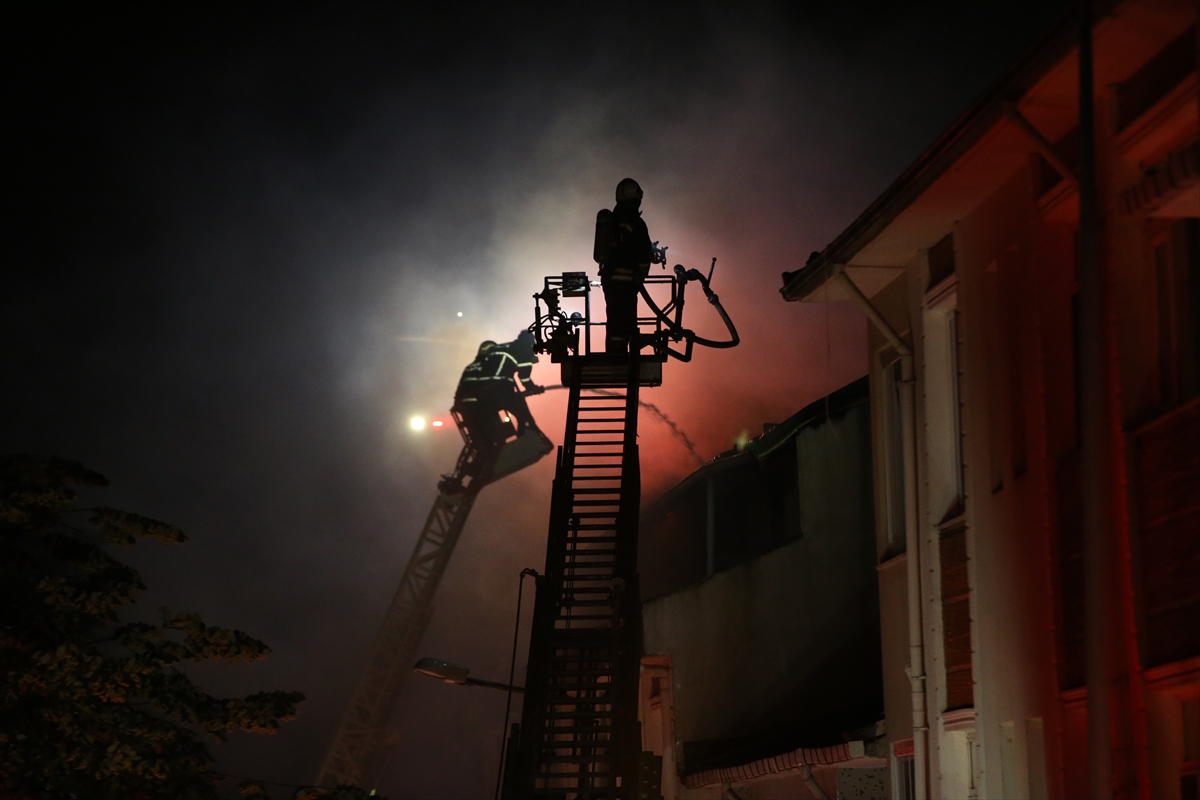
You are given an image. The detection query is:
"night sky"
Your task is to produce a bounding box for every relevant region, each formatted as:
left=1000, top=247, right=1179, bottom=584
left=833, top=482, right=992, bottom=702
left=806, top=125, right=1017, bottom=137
left=5, top=2, right=1066, bottom=797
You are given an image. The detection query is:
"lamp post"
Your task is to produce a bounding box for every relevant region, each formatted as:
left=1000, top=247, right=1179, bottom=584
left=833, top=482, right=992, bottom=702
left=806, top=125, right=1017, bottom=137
left=412, top=657, right=525, bottom=694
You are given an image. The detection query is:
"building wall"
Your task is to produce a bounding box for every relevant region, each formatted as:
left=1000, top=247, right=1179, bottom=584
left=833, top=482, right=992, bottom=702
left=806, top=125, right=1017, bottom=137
left=640, top=392, right=881, bottom=774
left=779, top=5, right=1196, bottom=798
left=857, top=17, right=1198, bottom=798
left=952, top=162, right=1064, bottom=800
left=643, top=530, right=880, bottom=749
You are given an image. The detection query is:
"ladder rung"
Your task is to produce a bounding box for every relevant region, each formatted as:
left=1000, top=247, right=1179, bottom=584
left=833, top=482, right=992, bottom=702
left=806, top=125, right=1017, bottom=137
left=549, top=646, right=613, bottom=654
left=547, top=671, right=614, bottom=681
left=543, top=726, right=613, bottom=734
left=576, top=418, right=626, bottom=423
left=548, top=665, right=615, bottom=673
left=533, top=788, right=611, bottom=796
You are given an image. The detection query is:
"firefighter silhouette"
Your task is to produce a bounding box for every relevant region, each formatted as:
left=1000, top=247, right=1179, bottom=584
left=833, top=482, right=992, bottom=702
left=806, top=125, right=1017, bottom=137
left=594, top=178, right=653, bottom=353
left=454, top=331, right=544, bottom=456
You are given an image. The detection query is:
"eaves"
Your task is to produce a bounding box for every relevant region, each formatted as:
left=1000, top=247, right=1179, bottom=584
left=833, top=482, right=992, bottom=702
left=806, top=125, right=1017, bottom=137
left=779, top=2, right=1115, bottom=303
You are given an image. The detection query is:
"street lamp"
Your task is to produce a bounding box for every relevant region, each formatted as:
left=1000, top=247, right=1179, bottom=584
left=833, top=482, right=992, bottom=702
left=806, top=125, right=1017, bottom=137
left=413, top=657, right=524, bottom=693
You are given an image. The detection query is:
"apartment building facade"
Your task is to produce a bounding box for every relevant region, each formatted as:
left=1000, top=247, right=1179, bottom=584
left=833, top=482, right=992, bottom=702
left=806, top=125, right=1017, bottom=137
left=780, top=2, right=1197, bottom=798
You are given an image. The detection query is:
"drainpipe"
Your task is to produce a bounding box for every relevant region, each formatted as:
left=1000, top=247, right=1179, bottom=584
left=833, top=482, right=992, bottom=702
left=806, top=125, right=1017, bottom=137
left=1076, top=2, right=1113, bottom=798
left=832, top=264, right=927, bottom=799
left=800, top=764, right=832, bottom=800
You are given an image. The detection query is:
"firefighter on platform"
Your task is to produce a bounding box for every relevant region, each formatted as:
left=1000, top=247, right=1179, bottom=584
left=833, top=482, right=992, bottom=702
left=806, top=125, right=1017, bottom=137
left=454, top=331, right=544, bottom=448
left=594, top=178, right=653, bottom=353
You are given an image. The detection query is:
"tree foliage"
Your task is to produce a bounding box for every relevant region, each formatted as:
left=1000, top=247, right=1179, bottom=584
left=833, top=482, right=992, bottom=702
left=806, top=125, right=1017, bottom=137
left=0, top=455, right=330, bottom=799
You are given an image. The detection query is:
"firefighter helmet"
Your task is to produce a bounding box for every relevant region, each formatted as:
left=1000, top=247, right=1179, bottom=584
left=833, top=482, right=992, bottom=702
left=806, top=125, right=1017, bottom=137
left=615, top=178, right=643, bottom=204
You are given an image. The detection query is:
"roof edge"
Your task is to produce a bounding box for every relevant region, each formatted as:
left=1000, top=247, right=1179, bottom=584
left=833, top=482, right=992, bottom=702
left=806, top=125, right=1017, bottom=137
left=684, top=741, right=871, bottom=788
left=781, top=2, right=1112, bottom=302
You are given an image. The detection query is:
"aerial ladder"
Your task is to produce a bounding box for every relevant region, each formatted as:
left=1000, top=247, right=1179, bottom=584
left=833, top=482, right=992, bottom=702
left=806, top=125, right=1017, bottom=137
left=315, top=387, right=554, bottom=788
left=504, top=261, right=739, bottom=800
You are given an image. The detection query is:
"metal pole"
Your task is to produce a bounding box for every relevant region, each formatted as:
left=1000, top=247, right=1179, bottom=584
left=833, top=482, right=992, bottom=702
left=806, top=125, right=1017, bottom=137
left=1077, top=0, right=1113, bottom=797
left=495, top=569, right=536, bottom=800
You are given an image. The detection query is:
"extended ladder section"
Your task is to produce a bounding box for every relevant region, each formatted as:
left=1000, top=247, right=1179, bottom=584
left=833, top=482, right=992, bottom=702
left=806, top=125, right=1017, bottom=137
left=512, top=355, right=649, bottom=799
left=318, top=410, right=552, bottom=788
left=316, top=488, right=478, bottom=787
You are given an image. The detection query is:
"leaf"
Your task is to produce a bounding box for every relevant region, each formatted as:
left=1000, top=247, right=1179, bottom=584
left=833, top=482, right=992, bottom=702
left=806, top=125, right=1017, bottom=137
left=46, top=457, right=110, bottom=488
left=91, top=506, right=187, bottom=546
left=239, top=779, right=272, bottom=798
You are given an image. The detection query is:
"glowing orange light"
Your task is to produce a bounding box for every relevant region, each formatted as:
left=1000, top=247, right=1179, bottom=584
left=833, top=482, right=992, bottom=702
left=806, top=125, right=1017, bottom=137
left=432, top=420, right=444, bottom=428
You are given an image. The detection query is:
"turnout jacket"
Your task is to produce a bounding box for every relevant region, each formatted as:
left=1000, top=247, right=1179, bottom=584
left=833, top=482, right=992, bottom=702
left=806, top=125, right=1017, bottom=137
left=456, top=339, right=534, bottom=398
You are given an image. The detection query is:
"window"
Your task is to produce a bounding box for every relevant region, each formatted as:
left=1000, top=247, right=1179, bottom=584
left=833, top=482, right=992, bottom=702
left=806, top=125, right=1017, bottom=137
left=1182, top=697, right=1199, bottom=800
left=892, top=739, right=916, bottom=800
left=882, top=355, right=907, bottom=555
left=928, top=233, right=956, bottom=290
left=1153, top=218, right=1199, bottom=410
left=941, top=526, right=973, bottom=710
left=893, top=752, right=916, bottom=800
left=1115, top=25, right=1197, bottom=132
left=925, top=294, right=965, bottom=523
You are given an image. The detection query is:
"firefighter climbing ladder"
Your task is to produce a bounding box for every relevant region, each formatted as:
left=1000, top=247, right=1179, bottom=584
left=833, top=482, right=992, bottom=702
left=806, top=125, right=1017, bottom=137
left=512, top=354, right=646, bottom=799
